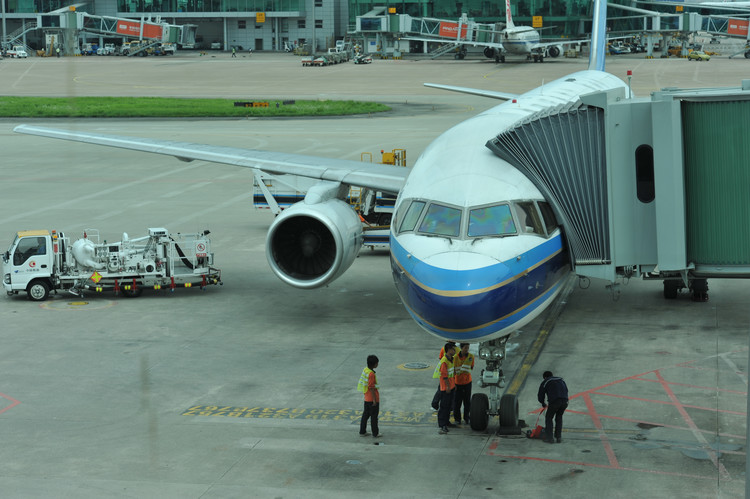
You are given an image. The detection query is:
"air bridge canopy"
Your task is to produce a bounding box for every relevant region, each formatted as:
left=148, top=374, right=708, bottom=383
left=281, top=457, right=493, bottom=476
left=487, top=80, right=750, bottom=284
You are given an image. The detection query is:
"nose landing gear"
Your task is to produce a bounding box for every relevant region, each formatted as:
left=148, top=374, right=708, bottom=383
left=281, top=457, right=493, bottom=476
left=469, top=336, right=520, bottom=432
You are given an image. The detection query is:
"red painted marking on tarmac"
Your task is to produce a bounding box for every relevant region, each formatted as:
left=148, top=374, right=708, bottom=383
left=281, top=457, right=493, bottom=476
left=582, top=393, right=619, bottom=468
left=654, top=370, right=731, bottom=480
left=590, top=391, right=747, bottom=416
left=0, top=392, right=21, bottom=416
left=487, top=453, right=715, bottom=480
left=562, top=409, right=746, bottom=440
left=634, top=377, right=747, bottom=396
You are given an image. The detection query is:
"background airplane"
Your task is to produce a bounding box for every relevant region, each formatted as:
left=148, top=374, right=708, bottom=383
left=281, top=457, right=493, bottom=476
left=14, top=0, right=623, bottom=431
left=405, top=0, right=589, bottom=62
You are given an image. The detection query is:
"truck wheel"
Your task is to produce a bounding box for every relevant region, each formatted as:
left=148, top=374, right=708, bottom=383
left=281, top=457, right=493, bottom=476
left=469, top=393, right=489, bottom=431
left=27, top=280, right=50, bottom=301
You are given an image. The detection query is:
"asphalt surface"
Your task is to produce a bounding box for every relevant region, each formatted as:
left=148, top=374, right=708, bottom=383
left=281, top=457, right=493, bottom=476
left=0, top=50, right=747, bottom=498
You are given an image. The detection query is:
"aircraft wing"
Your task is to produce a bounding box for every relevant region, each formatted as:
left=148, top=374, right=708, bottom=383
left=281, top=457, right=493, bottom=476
left=401, top=36, right=505, bottom=51
left=530, top=38, right=590, bottom=52
left=424, top=83, right=518, bottom=101
left=13, top=125, right=408, bottom=194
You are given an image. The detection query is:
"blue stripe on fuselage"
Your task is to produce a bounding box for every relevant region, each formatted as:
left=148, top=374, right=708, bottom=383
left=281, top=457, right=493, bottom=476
left=390, top=235, right=569, bottom=340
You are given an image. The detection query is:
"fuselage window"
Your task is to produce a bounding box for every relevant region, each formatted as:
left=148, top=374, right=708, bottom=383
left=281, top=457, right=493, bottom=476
left=468, top=204, right=516, bottom=237
left=418, top=203, right=462, bottom=237
left=398, top=200, right=426, bottom=233
left=514, top=202, right=544, bottom=235
left=537, top=201, right=559, bottom=236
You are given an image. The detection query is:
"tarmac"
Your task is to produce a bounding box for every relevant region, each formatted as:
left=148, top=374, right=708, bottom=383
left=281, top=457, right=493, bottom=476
left=0, top=50, right=747, bottom=498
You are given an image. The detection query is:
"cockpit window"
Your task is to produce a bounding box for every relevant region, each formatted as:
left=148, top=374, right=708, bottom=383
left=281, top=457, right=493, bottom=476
left=398, top=200, right=426, bottom=233
left=468, top=204, right=516, bottom=237
left=537, top=201, right=559, bottom=236
left=418, top=203, right=462, bottom=237
left=514, top=202, right=545, bottom=235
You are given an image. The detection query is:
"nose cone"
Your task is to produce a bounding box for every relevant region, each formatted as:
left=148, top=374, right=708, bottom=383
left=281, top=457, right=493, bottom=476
left=391, top=246, right=517, bottom=341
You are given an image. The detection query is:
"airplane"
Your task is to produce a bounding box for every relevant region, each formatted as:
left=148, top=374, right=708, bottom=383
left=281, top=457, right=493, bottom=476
left=13, top=0, right=626, bottom=431
left=405, top=0, right=588, bottom=62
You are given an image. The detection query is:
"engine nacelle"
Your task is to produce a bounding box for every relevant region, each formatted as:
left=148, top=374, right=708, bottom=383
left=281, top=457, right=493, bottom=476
left=266, top=199, right=363, bottom=289
left=483, top=47, right=497, bottom=59
left=547, top=45, right=562, bottom=58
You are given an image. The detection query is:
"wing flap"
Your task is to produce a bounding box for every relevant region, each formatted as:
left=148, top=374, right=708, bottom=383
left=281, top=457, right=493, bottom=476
left=14, top=125, right=408, bottom=194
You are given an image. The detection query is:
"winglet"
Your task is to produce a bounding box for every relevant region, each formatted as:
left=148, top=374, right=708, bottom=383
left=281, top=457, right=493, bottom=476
left=588, top=0, right=607, bottom=71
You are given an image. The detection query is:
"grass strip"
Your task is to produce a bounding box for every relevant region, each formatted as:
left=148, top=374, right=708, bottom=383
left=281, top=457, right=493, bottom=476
left=0, top=96, right=389, bottom=117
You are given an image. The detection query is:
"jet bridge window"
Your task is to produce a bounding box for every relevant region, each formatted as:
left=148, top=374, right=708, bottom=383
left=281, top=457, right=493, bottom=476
left=397, top=200, right=426, bottom=233
left=635, top=145, right=655, bottom=203
left=418, top=203, right=462, bottom=238
left=13, top=237, right=46, bottom=265
left=468, top=204, right=516, bottom=237
left=513, top=202, right=544, bottom=235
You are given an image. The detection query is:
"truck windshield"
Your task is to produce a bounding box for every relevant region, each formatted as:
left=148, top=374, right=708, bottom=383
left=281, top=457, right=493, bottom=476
left=13, top=236, right=47, bottom=266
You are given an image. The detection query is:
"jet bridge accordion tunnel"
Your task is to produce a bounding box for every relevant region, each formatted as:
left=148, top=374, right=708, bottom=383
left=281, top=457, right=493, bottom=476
left=486, top=80, right=750, bottom=285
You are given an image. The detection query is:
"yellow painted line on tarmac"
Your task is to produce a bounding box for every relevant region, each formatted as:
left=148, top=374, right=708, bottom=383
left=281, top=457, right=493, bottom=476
left=505, top=274, right=576, bottom=397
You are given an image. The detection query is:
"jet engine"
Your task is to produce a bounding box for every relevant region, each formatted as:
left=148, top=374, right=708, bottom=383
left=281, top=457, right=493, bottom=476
left=547, top=45, right=562, bottom=58
left=266, top=198, right=363, bottom=289
left=483, top=47, right=497, bottom=59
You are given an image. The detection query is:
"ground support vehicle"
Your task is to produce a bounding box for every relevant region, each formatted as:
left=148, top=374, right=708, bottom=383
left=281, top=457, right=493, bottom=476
left=3, top=228, right=221, bottom=301
left=7, top=45, right=29, bottom=58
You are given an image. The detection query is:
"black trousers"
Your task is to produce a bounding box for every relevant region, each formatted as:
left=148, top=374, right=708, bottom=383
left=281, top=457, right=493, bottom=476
left=437, top=390, right=454, bottom=427
left=545, top=398, right=568, bottom=440
left=453, top=383, right=472, bottom=422
left=360, top=401, right=379, bottom=436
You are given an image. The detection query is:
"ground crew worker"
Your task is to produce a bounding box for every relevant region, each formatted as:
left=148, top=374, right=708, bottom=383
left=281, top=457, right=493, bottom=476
left=357, top=354, right=381, bottom=438
left=434, top=343, right=456, bottom=434
left=538, top=371, right=569, bottom=443
left=431, top=341, right=456, bottom=411
left=231, top=46, right=236, bottom=57
left=453, top=343, right=474, bottom=425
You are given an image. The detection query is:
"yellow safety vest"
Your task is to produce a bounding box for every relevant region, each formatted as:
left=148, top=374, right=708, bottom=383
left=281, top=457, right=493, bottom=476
left=357, top=367, right=378, bottom=393
left=432, top=356, right=454, bottom=379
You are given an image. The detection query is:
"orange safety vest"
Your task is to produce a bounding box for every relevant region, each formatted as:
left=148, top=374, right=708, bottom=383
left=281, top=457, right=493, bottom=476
left=454, top=352, right=474, bottom=385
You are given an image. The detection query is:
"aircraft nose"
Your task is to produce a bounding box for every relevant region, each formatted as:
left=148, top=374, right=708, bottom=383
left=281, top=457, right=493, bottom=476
left=391, top=250, right=516, bottom=337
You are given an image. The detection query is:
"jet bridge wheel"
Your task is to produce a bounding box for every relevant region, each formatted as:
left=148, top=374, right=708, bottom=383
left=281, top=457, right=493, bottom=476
left=499, top=393, right=519, bottom=428
left=27, top=280, right=50, bottom=302
left=469, top=393, right=489, bottom=431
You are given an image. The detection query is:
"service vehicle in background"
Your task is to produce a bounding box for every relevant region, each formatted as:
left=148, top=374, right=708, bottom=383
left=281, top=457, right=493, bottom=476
left=3, top=227, right=221, bottom=301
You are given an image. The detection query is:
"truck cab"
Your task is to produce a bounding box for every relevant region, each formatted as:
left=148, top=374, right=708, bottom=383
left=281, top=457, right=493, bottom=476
left=3, top=230, right=54, bottom=300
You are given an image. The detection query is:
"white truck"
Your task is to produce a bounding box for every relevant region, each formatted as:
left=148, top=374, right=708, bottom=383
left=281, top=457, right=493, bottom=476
left=3, top=227, right=221, bottom=301
left=7, top=45, right=28, bottom=58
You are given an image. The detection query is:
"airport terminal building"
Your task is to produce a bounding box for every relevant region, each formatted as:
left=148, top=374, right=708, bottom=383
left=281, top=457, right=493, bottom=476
left=0, top=0, right=710, bottom=53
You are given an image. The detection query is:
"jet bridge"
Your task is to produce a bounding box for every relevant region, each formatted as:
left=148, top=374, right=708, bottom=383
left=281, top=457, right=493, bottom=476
left=487, top=80, right=750, bottom=299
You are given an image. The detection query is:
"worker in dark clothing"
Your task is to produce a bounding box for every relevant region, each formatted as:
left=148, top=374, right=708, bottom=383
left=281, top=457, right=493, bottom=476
left=537, top=371, right=569, bottom=443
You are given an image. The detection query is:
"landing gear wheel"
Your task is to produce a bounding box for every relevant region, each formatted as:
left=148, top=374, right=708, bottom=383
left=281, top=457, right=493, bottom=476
left=499, top=393, right=519, bottom=428
left=121, top=286, right=143, bottom=298
left=470, top=393, right=489, bottom=431
left=663, top=280, right=679, bottom=299
left=500, top=55, right=505, bottom=63
left=27, top=280, right=50, bottom=302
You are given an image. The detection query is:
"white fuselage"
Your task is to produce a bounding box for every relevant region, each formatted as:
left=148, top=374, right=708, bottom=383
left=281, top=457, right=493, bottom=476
left=390, top=70, right=628, bottom=343
left=503, top=26, right=541, bottom=56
